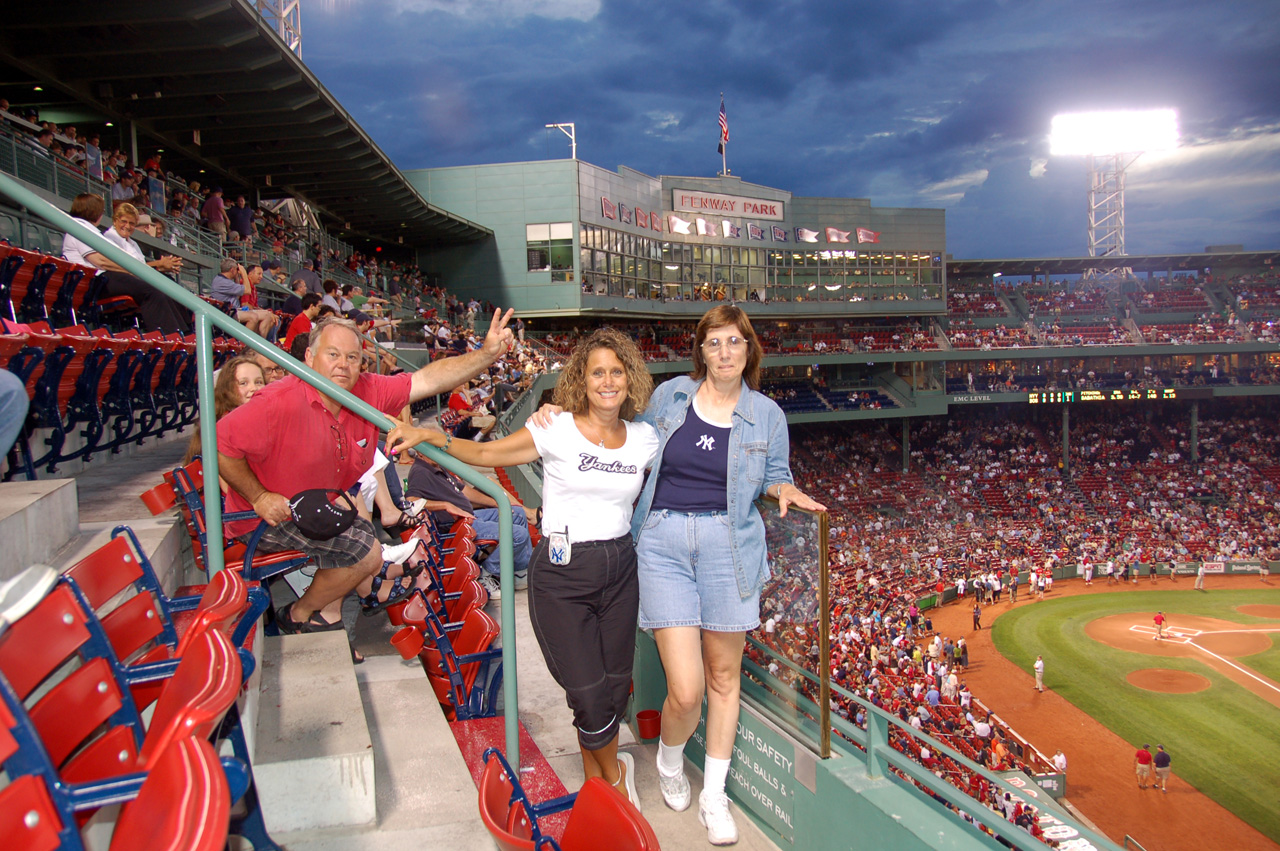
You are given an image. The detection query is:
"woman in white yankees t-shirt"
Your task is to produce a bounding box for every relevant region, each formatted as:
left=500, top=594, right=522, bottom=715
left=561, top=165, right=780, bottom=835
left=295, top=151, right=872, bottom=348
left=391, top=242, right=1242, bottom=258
left=388, top=327, right=657, bottom=809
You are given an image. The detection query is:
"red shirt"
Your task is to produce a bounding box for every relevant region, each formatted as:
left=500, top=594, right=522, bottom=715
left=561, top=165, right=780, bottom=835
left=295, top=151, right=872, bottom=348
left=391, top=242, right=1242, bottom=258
left=283, top=312, right=312, bottom=350
left=217, top=372, right=412, bottom=537
left=1153, top=613, right=1165, bottom=627
left=448, top=390, right=473, bottom=413
left=1135, top=748, right=1153, bottom=766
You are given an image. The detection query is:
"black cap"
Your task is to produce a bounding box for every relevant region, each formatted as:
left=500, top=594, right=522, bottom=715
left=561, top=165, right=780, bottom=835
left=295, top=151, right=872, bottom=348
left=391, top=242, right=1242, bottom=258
left=289, top=489, right=357, bottom=540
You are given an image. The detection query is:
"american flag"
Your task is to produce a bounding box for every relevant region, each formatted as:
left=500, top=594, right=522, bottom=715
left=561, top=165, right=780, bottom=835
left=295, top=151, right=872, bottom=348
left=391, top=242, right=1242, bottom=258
left=717, top=96, right=729, bottom=154
left=771, top=225, right=788, bottom=242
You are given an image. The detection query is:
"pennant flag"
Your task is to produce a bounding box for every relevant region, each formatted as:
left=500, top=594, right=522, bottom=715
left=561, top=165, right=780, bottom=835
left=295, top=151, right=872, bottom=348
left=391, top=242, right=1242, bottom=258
left=825, top=227, right=851, bottom=243
left=717, top=95, right=729, bottom=155
left=747, top=223, right=765, bottom=240
left=669, top=215, right=693, bottom=235
left=619, top=204, right=632, bottom=224
left=696, top=218, right=713, bottom=236
left=771, top=225, right=789, bottom=242
left=795, top=227, right=820, bottom=243
left=651, top=212, right=663, bottom=232
left=856, top=227, right=881, bottom=244
left=722, top=221, right=742, bottom=238
left=601, top=197, right=616, bottom=220
left=635, top=206, right=647, bottom=226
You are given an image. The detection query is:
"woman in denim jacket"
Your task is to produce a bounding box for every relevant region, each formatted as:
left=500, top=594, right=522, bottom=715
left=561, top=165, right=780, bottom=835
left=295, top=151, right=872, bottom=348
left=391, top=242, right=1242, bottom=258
left=632, top=305, right=824, bottom=844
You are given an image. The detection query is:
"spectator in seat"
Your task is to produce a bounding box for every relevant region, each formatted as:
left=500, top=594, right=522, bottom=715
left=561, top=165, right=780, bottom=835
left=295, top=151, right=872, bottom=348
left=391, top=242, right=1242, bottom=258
left=281, top=277, right=307, bottom=318
left=403, top=451, right=534, bottom=600
left=210, top=260, right=278, bottom=341
left=110, top=170, right=136, bottom=202
left=227, top=195, right=256, bottom=241
left=183, top=354, right=265, bottom=464
left=61, top=196, right=190, bottom=334
left=448, top=380, right=497, bottom=440
left=320, top=279, right=341, bottom=313
left=217, top=311, right=514, bottom=634
left=291, top=258, right=322, bottom=295
left=283, top=293, right=323, bottom=359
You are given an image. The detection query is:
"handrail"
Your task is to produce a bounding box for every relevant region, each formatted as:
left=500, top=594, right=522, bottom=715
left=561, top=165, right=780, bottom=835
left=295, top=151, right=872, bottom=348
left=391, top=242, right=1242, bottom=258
left=0, top=171, right=523, bottom=771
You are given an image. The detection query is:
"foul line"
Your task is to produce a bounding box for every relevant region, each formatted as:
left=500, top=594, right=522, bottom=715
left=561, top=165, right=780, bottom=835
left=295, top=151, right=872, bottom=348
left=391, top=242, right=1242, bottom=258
left=1125, top=624, right=1280, bottom=696
left=1186, top=640, right=1280, bottom=697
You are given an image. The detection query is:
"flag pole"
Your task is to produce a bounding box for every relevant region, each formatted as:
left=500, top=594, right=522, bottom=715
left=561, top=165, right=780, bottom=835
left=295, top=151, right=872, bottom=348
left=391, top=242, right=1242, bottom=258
left=718, top=93, right=729, bottom=177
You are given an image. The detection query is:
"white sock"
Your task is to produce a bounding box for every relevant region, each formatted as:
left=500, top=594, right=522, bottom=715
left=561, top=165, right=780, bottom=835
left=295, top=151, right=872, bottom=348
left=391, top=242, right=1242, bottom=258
left=657, top=739, right=686, bottom=778
left=703, top=756, right=731, bottom=796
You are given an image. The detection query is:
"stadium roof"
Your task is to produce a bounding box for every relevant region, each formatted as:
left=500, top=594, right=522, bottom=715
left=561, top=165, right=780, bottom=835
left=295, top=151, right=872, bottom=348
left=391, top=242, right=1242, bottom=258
left=0, top=0, right=490, bottom=247
left=948, top=250, right=1280, bottom=280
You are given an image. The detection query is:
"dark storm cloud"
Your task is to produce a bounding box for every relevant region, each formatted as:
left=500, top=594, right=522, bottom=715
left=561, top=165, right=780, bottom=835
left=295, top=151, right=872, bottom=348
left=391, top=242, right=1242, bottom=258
left=304, top=0, right=1280, bottom=257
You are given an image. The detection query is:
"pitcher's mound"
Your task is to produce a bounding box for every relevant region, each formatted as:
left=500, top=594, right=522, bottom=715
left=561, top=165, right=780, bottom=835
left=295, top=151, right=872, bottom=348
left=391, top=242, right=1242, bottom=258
left=1127, top=668, right=1211, bottom=694
left=1237, top=604, right=1280, bottom=618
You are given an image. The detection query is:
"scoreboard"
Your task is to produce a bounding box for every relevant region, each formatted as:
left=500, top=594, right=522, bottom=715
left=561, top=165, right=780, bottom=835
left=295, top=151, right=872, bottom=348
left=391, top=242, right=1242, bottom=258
left=1028, top=388, right=1178, bottom=404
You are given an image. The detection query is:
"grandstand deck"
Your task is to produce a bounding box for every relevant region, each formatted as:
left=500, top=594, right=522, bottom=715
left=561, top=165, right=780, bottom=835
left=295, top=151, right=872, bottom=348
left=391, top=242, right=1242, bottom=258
left=46, top=437, right=781, bottom=851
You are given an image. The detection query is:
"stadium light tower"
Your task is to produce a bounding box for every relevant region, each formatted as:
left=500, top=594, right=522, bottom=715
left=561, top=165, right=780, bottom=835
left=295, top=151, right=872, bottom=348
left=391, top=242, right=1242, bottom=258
left=1049, top=109, right=1178, bottom=280
left=252, top=0, right=303, bottom=57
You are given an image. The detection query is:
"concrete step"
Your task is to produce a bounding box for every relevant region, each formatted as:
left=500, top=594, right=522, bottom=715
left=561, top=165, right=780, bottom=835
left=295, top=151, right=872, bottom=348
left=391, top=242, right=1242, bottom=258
left=254, top=631, right=377, bottom=834
left=51, top=515, right=188, bottom=594
left=270, top=653, right=492, bottom=850
left=0, top=478, right=78, bottom=580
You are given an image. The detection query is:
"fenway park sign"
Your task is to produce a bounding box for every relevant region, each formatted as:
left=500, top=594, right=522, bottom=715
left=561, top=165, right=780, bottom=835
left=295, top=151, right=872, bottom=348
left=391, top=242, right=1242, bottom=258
left=673, top=190, right=785, bottom=221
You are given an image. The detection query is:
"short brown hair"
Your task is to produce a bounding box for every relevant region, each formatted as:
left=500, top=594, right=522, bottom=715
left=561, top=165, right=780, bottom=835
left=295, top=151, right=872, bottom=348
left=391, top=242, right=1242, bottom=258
left=69, top=193, right=105, bottom=222
left=690, top=305, right=762, bottom=390
left=552, top=327, right=652, bottom=420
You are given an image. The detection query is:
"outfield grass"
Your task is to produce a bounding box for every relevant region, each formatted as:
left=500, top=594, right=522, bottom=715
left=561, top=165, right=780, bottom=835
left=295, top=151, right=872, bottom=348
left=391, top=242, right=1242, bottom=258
left=992, top=589, right=1280, bottom=844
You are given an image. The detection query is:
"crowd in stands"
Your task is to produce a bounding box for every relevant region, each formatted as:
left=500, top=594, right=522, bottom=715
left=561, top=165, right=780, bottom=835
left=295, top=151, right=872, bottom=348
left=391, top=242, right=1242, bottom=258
left=740, top=398, right=1280, bottom=843
left=1023, top=288, right=1110, bottom=318
left=948, top=289, right=1008, bottom=317
left=949, top=324, right=1036, bottom=350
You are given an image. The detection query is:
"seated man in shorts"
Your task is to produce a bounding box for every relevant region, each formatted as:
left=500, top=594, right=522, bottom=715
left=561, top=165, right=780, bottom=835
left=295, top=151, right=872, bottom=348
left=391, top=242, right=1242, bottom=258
left=217, top=312, right=513, bottom=631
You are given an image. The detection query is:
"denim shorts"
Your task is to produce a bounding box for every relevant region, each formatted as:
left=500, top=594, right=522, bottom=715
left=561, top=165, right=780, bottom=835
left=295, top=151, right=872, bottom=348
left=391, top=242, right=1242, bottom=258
left=636, top=509, right=761, bottom=633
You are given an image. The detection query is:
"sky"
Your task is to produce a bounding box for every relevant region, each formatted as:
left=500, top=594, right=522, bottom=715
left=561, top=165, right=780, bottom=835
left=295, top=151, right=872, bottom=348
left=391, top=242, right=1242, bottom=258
left=302, top=0, right=1280, bottom=260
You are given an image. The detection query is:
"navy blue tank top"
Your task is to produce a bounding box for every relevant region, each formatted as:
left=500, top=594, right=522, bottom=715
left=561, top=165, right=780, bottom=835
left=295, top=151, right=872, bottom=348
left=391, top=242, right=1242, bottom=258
left=651, top=401, right=731, bottom=512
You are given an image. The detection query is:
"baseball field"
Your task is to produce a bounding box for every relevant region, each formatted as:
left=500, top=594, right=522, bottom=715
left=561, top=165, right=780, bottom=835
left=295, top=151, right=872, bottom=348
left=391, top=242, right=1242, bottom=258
left=929, top=576, right=1280, bottom=851
left=994, top=586, right=1280, bottom=845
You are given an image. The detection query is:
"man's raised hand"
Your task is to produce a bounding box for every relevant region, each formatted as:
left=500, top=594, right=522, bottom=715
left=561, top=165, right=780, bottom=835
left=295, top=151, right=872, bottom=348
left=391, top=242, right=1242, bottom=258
left=482, top=308, right=516, bottom=360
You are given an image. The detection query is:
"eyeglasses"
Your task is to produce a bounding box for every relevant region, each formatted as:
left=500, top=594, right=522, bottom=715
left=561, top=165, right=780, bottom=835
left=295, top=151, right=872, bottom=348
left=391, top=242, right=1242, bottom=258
left=701, top=336, right=747, bottom=352
left=330, top=423, right=348, bottom=462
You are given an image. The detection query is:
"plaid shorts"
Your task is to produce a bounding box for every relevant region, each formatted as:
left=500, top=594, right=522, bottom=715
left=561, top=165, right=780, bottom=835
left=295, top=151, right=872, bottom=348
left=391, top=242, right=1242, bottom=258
left=239, top=517, right=378, bottom=570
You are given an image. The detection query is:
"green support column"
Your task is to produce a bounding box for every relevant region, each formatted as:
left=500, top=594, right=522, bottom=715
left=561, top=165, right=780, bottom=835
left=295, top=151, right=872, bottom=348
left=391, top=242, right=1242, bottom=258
left=902, top=418, right=910, bottom=473
left=1190, top=400, right=1199, bottom=463
left=1062, top=404, right=1070, bottom=477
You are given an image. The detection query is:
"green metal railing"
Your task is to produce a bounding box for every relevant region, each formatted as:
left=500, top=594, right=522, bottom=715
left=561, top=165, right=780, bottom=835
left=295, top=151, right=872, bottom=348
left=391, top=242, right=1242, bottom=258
left=0, top=171, right=524, bottom=769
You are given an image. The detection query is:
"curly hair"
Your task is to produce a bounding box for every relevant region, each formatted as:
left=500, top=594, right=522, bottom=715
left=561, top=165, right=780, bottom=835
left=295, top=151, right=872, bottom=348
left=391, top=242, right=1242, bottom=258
left=552, top=327, right=653, bottom=420
left=183, top=356, right=265, bottom=462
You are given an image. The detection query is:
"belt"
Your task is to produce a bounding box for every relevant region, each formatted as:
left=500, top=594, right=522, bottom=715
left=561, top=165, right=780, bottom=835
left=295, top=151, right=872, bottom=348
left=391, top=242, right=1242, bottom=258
left=560, top=534, right=633, bottom=549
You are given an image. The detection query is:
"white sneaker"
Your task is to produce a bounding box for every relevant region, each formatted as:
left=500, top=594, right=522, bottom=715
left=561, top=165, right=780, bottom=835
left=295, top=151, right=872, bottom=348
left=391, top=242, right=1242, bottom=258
left=514, top=571, right=529, bottom=590
left=698, top=790, right=738, bottom=846
left=479, top=573, right=501, bottom=601
left=617, top=751, right=640, bottom=813
left=658, top=769, right=691, bottom=812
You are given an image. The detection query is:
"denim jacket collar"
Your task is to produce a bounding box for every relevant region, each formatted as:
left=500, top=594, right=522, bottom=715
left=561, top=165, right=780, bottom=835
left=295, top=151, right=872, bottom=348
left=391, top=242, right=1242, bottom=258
left=670, top=376, right=757, bottom=426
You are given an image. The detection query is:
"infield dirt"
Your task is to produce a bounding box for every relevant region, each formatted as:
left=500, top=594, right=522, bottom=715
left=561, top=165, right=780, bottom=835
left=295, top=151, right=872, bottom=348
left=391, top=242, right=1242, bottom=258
left=928, top=574, right=1280, bottom=851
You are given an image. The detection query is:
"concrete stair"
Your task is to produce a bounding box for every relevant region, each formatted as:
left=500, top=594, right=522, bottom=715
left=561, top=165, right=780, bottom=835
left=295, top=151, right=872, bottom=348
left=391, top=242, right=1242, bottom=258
left=0, top=478, right=78, bottom=580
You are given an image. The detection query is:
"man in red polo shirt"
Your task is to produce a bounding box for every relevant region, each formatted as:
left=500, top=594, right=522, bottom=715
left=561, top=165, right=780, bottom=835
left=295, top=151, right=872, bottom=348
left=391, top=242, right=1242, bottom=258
left=217, top=310, right=513, bottom=633
left=1134, top=743, right=1154, bottom=789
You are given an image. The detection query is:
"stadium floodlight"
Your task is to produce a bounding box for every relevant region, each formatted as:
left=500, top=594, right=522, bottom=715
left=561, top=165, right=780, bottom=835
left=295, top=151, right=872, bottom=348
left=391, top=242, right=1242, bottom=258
left=1049, top=109, right=1179, bottom=280
left=1049, top=109, right=1178, bottom=156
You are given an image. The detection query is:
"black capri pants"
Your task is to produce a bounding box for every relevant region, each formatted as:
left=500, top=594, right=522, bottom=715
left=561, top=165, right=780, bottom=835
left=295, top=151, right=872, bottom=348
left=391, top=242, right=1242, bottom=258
left=526, top=534, right=638, bottom=751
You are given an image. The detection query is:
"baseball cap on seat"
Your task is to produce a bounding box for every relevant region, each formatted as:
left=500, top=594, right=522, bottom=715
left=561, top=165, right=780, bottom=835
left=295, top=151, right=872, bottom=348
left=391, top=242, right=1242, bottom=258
left=289, top=489, right=358, bottom=540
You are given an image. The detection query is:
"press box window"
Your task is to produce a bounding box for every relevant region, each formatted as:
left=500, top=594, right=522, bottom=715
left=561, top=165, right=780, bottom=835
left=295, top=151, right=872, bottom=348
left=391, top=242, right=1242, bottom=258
left=527, top=223, right=574, bottom=272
